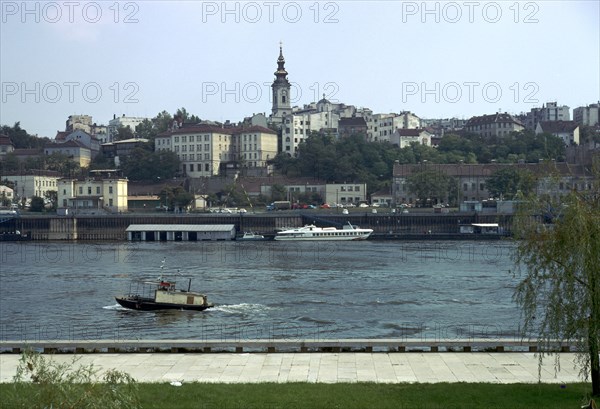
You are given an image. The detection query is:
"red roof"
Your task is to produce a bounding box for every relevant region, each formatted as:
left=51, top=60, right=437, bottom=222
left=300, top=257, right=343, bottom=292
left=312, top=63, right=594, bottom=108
left=465, top=113, right=523, bottom=127
left=236, top=125, right=277, bottom=135
left=339, top=117, right=367, bottom=126
left=393, top=162, right=591, bottom=178
left=55, top=131, right=69, bottom=141
left=45, top=140, right=89, bottom=149
left=395, top=128, right=428, bottom=137
left=0, top=135, right=13, bottom=146
left=158, top=125, right=236, bottom=137
left=158, top=124, right=277, bottom=137
left=538, top=121, right=579, bottom=133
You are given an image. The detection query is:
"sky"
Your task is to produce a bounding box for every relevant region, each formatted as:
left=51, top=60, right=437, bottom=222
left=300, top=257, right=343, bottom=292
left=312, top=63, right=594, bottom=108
left=1, top=0, right=599, bottom=137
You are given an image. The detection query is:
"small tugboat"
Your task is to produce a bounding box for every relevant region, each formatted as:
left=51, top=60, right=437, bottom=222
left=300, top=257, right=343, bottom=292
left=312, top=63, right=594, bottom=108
left=115, top=260, right=213, bottom=311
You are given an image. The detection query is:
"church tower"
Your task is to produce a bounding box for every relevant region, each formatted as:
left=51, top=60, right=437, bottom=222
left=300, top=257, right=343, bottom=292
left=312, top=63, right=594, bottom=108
left=271, top=44, right=291, bottom=124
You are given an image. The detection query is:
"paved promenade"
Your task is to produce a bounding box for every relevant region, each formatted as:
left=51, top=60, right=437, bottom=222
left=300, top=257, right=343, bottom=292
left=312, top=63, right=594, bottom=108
left=0, top=352, right=583, bottom=384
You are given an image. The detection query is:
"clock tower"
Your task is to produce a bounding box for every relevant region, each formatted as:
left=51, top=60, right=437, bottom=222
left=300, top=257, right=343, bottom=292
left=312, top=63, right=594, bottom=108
left=271, top=43, right=291, bottom=124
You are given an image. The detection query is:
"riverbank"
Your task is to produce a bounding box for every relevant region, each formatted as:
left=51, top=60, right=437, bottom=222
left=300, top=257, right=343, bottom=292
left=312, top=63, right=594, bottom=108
left=1, top=212, right=513, bottom=240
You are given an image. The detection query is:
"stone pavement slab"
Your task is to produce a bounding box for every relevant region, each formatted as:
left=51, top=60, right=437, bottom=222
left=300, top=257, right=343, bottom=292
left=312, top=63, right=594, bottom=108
left=0, top=352, right=584, bottom=384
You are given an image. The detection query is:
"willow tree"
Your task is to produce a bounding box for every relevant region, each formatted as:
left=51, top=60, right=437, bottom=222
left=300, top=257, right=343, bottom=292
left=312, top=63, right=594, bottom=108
left=513, top=174, right=600, bottom=395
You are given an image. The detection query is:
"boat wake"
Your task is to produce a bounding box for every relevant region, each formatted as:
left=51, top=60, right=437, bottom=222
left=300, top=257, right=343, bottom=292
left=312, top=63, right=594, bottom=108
left=103, top=303, right=129, bottom=311
left=212, top=303, right=272, bottom=314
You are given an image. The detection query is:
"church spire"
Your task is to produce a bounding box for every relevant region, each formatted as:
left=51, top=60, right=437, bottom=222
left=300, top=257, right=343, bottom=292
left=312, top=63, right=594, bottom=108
left=274, top=41, right=288, bottom=79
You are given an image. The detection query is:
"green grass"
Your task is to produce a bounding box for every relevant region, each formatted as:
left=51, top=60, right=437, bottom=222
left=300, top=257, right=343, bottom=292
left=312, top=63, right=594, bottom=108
left=1, top=382, right=594, bottom=409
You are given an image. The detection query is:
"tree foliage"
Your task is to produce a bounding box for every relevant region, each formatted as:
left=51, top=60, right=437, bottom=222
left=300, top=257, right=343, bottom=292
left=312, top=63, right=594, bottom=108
left=134, top=111, right=172, bottom=143
left=1, top=122, right=50, bottom=149
left=119, top=145, right=180, bottom=181
left=29, top=196, right=45, bottom=212
left=405, top=169, right=456, bottom=206
left=114, top=126, right=134, bottom=141
left=272, top=130, right=567, bottom=193
left=134, top=108, right=199, bottom=145
left=486, top=168, right=536, bottom=200
left=270, top=184, right=287, bottom=201
left=159, top=186, right=194, bottom=210
left=513, top=174, right=600, bottom=395
left=44, top=152, right=82, bottom=176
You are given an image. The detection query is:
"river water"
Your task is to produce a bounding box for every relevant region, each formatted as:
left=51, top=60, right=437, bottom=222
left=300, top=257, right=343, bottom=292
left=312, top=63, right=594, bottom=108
left=0, top=240, right=523, bottom=342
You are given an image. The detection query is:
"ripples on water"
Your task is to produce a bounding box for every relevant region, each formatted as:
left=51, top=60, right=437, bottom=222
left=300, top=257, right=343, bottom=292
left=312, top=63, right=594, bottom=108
left=0, top=240, right=521, bottom=341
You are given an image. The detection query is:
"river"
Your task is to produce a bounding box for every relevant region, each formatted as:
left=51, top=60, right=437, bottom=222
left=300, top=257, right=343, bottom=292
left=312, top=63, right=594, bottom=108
left=0, top=240, right=523, bottom=342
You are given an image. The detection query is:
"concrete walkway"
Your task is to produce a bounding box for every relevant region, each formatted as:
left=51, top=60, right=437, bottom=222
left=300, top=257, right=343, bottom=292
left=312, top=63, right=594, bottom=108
left=0, top=352, right=584, bottom=384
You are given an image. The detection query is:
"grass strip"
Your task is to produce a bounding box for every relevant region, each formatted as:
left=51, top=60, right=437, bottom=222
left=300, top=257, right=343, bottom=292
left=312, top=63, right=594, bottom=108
left=1, top=382, right=594, bottom=409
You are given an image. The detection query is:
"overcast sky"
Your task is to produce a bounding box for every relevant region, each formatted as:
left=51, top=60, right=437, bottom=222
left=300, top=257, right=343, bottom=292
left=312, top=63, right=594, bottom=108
left=1, top=0, right=599, bottom=137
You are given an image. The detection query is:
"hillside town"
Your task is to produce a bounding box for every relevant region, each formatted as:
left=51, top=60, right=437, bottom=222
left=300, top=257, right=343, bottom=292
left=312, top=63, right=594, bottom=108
left=1, top=46, right=599, bottom=214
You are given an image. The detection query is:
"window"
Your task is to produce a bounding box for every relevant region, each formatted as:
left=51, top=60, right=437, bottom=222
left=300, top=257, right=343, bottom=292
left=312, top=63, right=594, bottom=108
left=79, top=187, right=83, bottom=194
left=355, top=186, right=360, bottom=192
left=205, top=163, right=209, bottom=171
left=88, top=187, right=92, bottom=195
left=109, top=186, right=113, bottom=194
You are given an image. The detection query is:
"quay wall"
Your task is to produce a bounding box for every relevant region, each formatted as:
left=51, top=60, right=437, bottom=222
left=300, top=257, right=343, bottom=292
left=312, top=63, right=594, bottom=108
left=4, top=212, right=513, bottom=241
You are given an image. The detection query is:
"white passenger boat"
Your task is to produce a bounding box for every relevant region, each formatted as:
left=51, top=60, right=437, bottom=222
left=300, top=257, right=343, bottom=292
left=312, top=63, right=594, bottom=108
left=274, top=223, right=373, bottom=241
left=237, top=232, right=268, bottom=241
